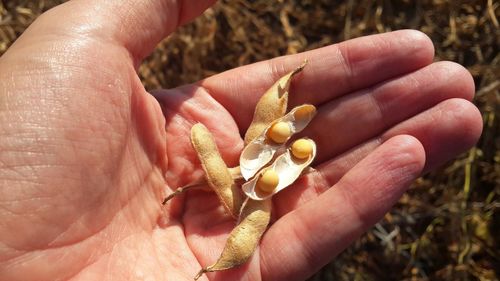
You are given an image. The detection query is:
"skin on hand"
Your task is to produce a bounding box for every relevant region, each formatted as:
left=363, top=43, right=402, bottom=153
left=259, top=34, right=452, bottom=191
left=0, top=1, right=482, bottom=281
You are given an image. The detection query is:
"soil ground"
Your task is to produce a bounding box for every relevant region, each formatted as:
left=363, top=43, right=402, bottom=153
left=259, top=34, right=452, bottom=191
left=1, top=1, right=498, bottom=280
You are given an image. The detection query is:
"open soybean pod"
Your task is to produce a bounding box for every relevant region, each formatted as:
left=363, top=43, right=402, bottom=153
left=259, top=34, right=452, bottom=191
left=194, top=198, right=272, bottom=280
left=244, top=60, right=307, bottom=145
left=240, top=104, right=316, bottom=180
left=190, top=123, right=244, bottom=218
left=242, top=138, right=317, bottom=200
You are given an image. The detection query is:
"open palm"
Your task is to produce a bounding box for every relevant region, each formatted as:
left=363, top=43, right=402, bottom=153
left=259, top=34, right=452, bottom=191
left=0, top=1, right=482, bottom=281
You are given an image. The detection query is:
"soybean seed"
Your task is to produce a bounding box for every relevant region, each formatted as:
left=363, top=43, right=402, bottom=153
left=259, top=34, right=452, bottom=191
left=257, top=169, right=279, bottom=193
left=267, top=122, right=291, bottom=144
left=291, top=138, right=314, bottom=159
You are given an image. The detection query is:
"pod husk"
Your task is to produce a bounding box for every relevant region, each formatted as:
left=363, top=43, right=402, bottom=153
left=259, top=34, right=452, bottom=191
left=242, top=138, right=317, bottom=200
left=162, top=166, right=244, bottom=204
left=191, top=123, right=244, bottom=218
left=244, top=61, right=307, bottom=145
left=194, top=198, right=272, bottom=280
left=240, top=104, right=316, bottom=180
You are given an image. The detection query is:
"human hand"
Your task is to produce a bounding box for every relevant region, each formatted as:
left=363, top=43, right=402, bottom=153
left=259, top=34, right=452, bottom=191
left=0, top=1, right=482, bottom=281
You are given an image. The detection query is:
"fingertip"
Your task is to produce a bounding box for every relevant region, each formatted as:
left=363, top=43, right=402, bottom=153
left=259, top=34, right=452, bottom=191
left=403, top=98, right=483, bottom=172
left=382, top=134, right=426, bottom=177
left=394, top=29, right=435, bottom=64
left=463, top=101, right=484, bottom=146
left=433, top=61, right=476, bottom=101
left=444, top=98, right=483, bottom=149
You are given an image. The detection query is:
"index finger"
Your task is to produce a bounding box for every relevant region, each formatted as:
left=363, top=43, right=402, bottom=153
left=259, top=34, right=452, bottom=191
left=200, top=30, right=434, bottom=133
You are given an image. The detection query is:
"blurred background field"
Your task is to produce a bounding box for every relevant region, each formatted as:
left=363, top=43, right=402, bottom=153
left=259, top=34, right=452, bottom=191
left=1, top=0, right=498, bottom=280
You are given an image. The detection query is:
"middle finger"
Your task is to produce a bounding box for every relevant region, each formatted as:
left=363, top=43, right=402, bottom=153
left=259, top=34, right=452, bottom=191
left=301, top=61, right=474, bottom=164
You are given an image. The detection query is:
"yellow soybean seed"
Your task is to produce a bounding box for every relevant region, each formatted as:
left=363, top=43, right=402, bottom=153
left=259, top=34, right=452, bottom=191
left=267, top=122, right=291, bottom=143
left=194, top=199, right=272, bottom=280
left=191, top=123, right=243, bottom=219
left=291, top=138, right=314, bottom=159
left=257, top=169, right=279, bottom=193
left=244, top=61, right=307, bottom=144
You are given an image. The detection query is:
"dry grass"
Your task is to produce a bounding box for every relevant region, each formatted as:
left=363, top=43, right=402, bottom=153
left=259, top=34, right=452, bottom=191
left=1, top=0, right=499, bottom=280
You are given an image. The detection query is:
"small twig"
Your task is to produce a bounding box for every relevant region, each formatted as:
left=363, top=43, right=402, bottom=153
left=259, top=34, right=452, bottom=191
left=162, top=182, right=206, bottom=205
left=487, top=0, right=499, bottom=28
left=343, top=0, right=354, bottom=40
left=444, top=3, right=460, bottom=46
left=193, top=268, right=207, bottom=280
left=374, top=2, right=385, bottom=33
left=476, top=80, right=500, bottom=97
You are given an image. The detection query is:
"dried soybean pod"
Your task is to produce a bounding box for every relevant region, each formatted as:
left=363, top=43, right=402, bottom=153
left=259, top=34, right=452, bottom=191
left=244, top=60, right=307, bottom=144
left=162, top=166, right=244, bottom=204
left=191, top=123, right=243, bottom=218
left=194, top=198, right=272, bottom=280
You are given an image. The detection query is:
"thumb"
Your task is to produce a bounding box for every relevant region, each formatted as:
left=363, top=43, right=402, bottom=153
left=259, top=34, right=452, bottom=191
left=7, top=0, right=216, bottom=66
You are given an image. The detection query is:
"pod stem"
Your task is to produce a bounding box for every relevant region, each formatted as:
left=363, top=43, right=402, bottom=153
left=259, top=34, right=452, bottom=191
left=291, top=59, right=308, bottom=75
left=162, top=182, right=205, bottom=205
left=228, top=166, right=243, bottom=181
left=161, top=166, right=243, bottom=205
left=194, top=268, right=208, bottom=280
